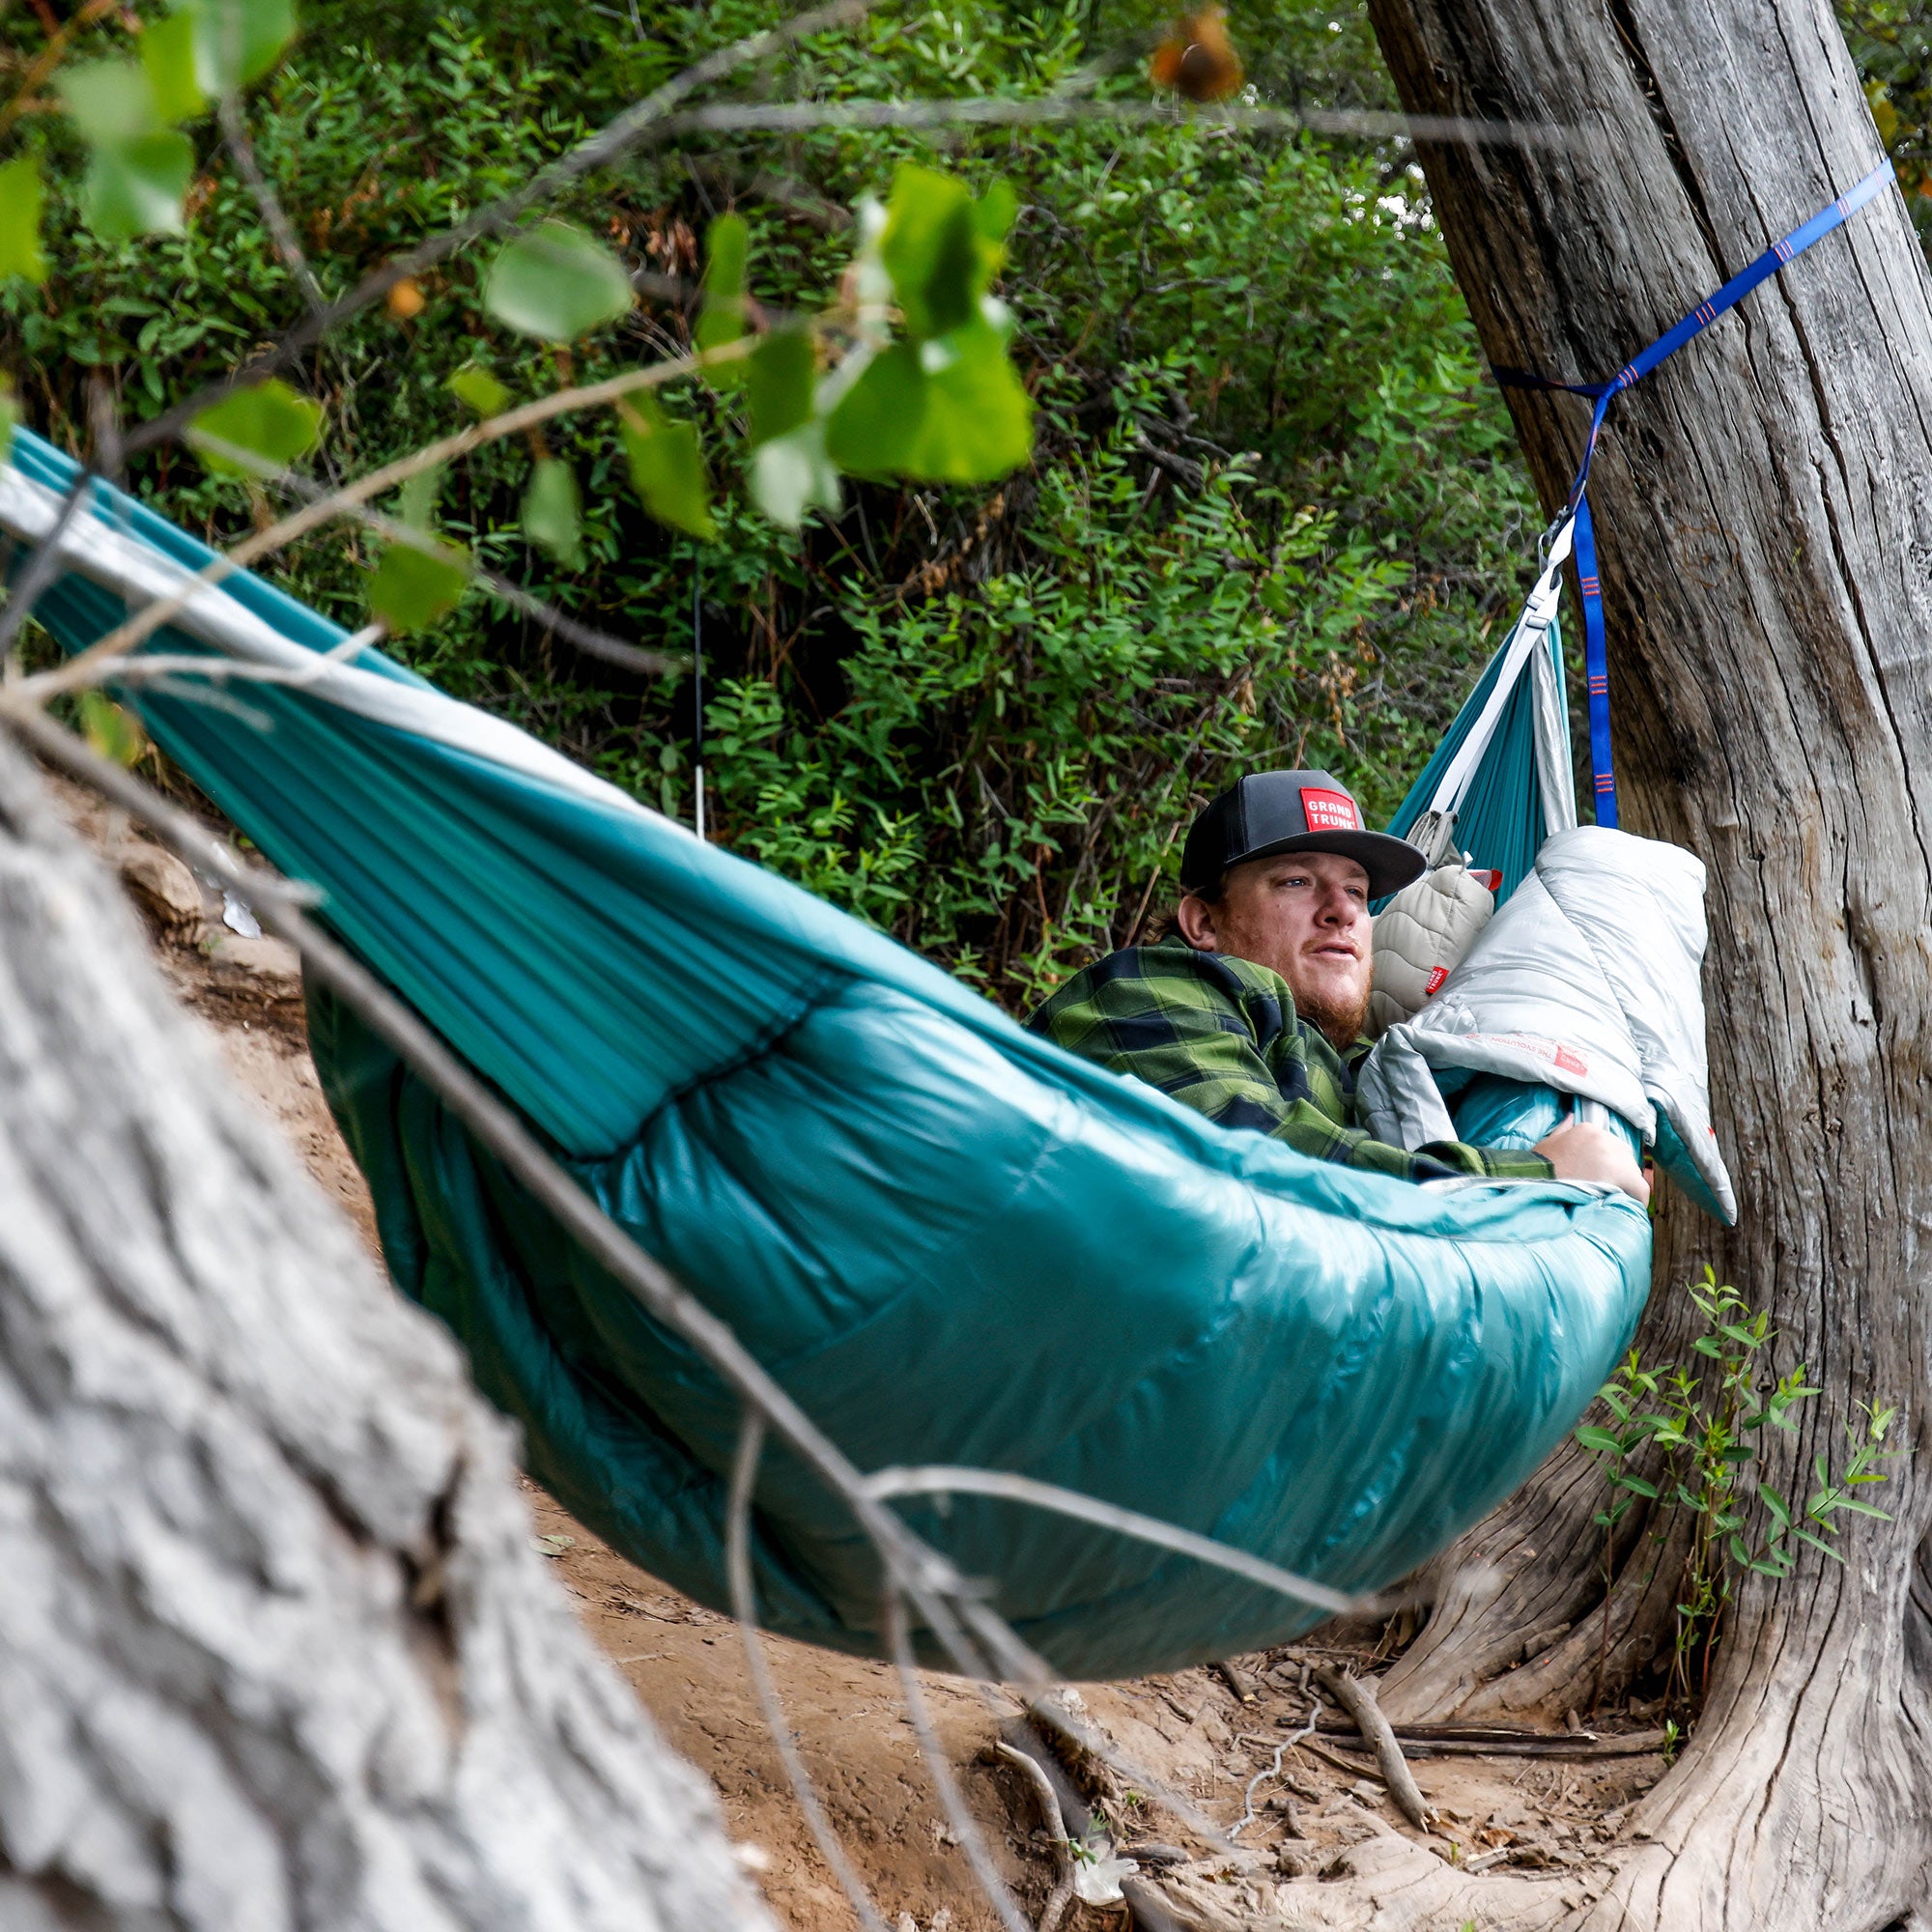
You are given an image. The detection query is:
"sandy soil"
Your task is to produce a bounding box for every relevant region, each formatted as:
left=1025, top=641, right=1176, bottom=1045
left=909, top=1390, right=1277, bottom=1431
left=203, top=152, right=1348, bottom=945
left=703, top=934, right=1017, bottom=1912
left=48, top=768, right=1671, bottom=1932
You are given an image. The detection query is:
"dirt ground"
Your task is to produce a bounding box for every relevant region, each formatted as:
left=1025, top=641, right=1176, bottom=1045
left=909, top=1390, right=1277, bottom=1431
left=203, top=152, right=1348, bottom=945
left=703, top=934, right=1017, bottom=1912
left=51, top=768, right=1673, bottom=1932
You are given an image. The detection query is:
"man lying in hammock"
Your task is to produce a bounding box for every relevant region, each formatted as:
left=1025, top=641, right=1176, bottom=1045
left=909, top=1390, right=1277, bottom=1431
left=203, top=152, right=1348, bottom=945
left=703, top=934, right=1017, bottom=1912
left=1028, top=769, right=1648, bottom=1200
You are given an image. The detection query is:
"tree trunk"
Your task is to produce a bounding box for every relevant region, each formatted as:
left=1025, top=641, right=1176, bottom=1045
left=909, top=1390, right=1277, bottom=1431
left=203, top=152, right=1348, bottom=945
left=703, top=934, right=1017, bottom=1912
left=1324, top=1, right=1932, bottom=1924
left=0, top=734, right=772, bottom=1931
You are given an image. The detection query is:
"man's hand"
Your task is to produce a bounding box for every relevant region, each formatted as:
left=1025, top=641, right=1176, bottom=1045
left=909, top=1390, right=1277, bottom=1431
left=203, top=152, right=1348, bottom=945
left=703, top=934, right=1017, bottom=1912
left=1533, top=1117, right=1651, bottom=1206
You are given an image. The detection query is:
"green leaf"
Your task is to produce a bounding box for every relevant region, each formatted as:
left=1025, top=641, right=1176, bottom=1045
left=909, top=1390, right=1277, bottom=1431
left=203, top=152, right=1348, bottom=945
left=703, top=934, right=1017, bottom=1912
left=448, top=364, right=510, bottom=418
left=696, top=212, right=749, bottom=384
left=522, top=458, right=583, bottom=568
left=60, top=61, right=160, bottom=145
left=397, top=464, right=440, bottom=531
left=748, top=327, right=816, bottom=446
left=1619, top=1475, right=1660, bottom=1499
left=824, top=320, right=1031, bottom=487
left=825, top=343, right=923, bottom=476
left=485, top=221, right=633, bottom=342
left=906, top=318, right=1033, bottom=483
left=61, top=64, right=197, bottom=242
left=0, top=157, right=46, bottom=283
left=82, top=129, right=195, bottom=242
left=191, top=377, right=322, bottom=474
left=749, top=419, right=839, bottom=529
left=367, top=537, right=469, bottom=632
left=1791, top=1524, right=1845, bottom=1562
left=0, top=391, right=15, bottom=466
left=973, top=176, right=1019, bottom=250
left=79, top=690, right=145, bottom=767
left=1574, top=1426, right=1625, bottom=1456
left=142, top=11, right=207, bottom=123
left=617, top=395, right=714, bottom=538
left=881, top=163, right=980, bottom=341
left=184, top=0, right=298, bottom=93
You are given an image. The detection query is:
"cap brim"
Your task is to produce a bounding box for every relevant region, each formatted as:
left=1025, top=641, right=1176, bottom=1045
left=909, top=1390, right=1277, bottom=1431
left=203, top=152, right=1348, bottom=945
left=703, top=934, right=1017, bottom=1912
left=1233, top=829, right=1428, bottom=900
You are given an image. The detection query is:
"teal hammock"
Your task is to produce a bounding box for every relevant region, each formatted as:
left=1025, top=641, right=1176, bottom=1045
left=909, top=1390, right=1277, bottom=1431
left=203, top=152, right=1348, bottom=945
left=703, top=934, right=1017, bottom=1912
left=1, top=426, right=1649, bottom=1679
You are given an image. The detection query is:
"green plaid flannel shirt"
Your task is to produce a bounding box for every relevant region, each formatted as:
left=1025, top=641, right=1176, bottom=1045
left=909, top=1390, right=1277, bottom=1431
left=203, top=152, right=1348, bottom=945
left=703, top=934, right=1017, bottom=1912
left=1026, top=935, right=1553, bottom=1183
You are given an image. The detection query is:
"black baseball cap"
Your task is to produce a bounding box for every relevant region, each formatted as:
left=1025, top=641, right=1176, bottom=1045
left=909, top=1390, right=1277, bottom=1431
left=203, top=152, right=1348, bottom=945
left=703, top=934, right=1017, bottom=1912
left=1179, top=769, right=1427, bottom=899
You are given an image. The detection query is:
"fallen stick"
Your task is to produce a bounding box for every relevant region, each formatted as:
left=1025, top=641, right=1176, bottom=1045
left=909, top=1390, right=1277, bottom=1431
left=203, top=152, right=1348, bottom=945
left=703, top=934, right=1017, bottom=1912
left=994, top=1742, right=1076, bottom=1932
left=1315, top=1719, right=1604, bottom=1743
left=1002, top=1723, right=1188, bottom=1932
left=1213, top=1659, right=1261, bottom=1705
left=1305, top=1728, right=1669, bottom=1762
left=1315, top=1667, right=1431, bottom=1831
left=1298, top=1736, right=1401, bottom=1781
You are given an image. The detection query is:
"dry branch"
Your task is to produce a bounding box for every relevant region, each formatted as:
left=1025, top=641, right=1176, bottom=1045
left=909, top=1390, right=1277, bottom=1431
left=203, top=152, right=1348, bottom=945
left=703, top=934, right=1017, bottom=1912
left=994, top=1742, right=1077, bottom=1932
left=1316, top=1666, right=1432, bottom=1831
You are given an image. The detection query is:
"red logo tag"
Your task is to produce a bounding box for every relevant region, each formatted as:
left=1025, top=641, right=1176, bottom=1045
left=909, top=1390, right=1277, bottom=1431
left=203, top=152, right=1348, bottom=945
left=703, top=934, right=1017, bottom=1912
left=1554, top=1045, right=1588, bottom=1076
left=1424, top=966, right=1449, bottom=998
left=1299, top=787, right=1360, bottom=835
left=1469, top=868, right=1501, bottom=894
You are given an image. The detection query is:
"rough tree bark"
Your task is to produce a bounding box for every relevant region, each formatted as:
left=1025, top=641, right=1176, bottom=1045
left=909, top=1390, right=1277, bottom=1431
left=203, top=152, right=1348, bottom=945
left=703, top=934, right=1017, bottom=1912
left=1295, top=0, right=1932, bottom=1925
left=0, top=734, right=773, bottom=1930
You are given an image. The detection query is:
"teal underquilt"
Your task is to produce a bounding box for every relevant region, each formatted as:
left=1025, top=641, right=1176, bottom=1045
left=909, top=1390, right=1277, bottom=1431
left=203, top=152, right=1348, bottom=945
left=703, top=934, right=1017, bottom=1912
left=9, top=427, right=1651, bottom=1678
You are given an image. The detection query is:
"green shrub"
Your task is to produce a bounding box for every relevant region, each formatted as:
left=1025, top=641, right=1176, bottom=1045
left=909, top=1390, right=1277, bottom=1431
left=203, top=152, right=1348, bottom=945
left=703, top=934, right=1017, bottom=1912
left=3, top=0, right=1542, bottom=1007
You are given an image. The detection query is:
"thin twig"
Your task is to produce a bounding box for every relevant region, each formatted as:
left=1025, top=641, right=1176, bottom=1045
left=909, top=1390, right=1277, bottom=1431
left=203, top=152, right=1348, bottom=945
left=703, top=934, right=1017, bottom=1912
left=217, top=92, right=327, bottom=319
left=9, top=346, right=737, bottom=702
left=643, top=95, right=1577, bottom=149
left=725, top=1412, right=891, bottom=1932
left=0, top=465, right=92, bottom=659
left=186, top=440, right=690, bottom=680
left=993, top=1741, right=1077, bottom=1932
left=0, top=0, right=120, bottom=144
left=866, top=1464, right=1375, bottom=1618
left=81, top=624, right=383, bottom=699
left=122, top=0, right=874, bottom=460
left=1231, top=1697, right=1320, bottom=1838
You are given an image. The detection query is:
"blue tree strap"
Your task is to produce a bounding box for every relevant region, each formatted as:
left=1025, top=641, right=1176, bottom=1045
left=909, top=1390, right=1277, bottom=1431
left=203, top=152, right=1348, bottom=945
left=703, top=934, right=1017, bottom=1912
left=1573, top=496, right=1616, bottom=826
left=1496, top=156, right=1895, bottom=828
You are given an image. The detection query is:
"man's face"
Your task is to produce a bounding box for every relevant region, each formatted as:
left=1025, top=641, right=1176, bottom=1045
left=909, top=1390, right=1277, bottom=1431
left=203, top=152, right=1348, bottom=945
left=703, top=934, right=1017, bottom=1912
left=1178, top=848, right=1374, bottom=1046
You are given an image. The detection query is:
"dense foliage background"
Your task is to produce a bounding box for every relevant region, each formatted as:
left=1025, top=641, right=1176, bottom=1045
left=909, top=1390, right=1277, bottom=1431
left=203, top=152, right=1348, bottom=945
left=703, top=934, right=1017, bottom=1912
left=4, top=0, right=1917, bottom=1007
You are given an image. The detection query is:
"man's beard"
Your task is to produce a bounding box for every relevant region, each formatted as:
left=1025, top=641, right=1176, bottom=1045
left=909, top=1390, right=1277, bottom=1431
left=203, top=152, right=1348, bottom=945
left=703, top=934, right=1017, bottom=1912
left=1293, top=980, right=1371, bottom=1052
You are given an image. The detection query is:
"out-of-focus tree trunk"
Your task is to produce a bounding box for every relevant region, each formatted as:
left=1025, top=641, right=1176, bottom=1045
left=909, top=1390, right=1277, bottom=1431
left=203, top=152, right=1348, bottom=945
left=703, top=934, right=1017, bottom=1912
left=0, top=734, right=771, bottom=1931
left=1291, top=1, right=1932, bottom=1924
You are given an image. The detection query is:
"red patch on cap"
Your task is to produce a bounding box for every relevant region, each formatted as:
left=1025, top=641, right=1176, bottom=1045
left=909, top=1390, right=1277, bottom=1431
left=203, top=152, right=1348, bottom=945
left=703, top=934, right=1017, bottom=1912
left=1469, top=868, right=1502, bottom=894
left=1424, top=965, right=1449, bottom=998
left=1300, top=786, right=1361, bottom=835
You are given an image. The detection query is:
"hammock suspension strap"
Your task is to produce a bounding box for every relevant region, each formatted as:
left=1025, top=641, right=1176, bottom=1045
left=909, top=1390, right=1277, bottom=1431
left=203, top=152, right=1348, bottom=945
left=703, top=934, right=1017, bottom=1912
left=1495, top=156, right=1895, bottom=830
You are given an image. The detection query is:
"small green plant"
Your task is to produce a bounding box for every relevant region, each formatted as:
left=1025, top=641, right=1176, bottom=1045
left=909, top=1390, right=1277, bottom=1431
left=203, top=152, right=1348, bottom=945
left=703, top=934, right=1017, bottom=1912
left=1661, top=1719, right=1681, bottom=1768
left=1576, top=1266, right=1900, bottom=1709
